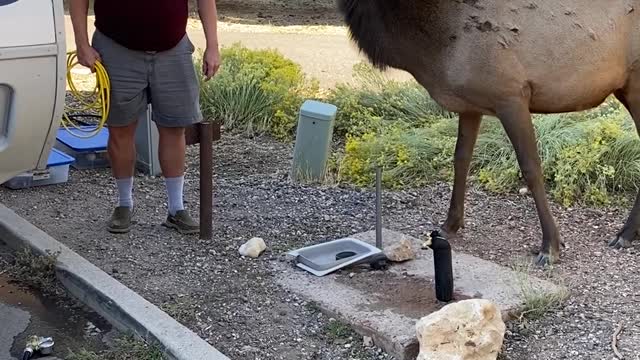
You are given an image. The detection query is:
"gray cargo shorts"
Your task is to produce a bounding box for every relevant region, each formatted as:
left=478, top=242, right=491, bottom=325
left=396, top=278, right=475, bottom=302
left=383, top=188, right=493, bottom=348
left=91, top=29, right=203, bottom=128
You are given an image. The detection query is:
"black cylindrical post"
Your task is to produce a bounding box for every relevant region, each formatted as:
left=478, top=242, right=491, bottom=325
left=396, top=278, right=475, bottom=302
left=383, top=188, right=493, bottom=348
left=199, top=122, right=213, bottom=240
left=375, top=167, right=382, bottom=249
left=429, top=230, right=454, bottom=302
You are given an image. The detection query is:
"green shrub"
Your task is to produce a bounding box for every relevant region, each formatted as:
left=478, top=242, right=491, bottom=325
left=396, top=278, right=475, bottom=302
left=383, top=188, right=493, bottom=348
left=473, top=104, right=637, bottom=207
left=335, top=94, right=640, bottom=207
left=197, top=43, right=319, bottom=140
left=327, top=63, right=454, bottom=139
left=338, top=119, right=457, bottom=188
left=545, top=110, right=632, bottom=206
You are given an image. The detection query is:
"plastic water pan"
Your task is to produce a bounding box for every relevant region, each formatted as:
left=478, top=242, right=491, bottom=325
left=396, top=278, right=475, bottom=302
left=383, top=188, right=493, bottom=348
left=3, top=148, right=75, bottom=189
left=288, top=238, right=383, bottom=276
left=55, top=126, right=109, bottom=169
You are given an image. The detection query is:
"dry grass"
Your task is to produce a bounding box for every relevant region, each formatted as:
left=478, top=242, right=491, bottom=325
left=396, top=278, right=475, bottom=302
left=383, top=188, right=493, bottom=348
left=511, top=260, right=571, bottom=324
left=6, top=247, right=62, bottom=297
left=66, top=333, right=166, bottom=360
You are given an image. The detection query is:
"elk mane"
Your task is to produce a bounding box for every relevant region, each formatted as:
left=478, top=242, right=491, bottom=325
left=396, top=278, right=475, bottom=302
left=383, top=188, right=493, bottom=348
left=338, top=0, right=394, bottom=70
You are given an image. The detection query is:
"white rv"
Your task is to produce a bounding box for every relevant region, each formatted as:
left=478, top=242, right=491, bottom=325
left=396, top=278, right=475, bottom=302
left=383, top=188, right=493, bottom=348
left=0, top=0, right=67, bottom=184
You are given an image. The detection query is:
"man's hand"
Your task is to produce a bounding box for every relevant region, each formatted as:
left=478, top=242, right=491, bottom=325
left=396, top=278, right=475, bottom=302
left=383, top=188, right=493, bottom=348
left=76, top=43, right=101, bottom=71
left=198, top=0, right=221, bottom=81
left=69, top=0, right=99, bottom=70
left=202, top=46, right=221, bottom=81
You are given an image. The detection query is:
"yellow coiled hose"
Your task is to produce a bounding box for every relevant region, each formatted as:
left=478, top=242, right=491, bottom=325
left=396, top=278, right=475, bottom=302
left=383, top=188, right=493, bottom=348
left=61, top=51, right=110, bottom=138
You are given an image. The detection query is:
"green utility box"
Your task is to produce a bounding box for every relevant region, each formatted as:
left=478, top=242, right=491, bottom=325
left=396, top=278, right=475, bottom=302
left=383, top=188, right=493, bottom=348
left=291, top=100, right=338, bottom=182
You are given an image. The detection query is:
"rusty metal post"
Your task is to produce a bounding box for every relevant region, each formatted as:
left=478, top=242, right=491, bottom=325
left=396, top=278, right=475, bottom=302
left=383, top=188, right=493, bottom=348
left=199, top=122, right=213, bottom=240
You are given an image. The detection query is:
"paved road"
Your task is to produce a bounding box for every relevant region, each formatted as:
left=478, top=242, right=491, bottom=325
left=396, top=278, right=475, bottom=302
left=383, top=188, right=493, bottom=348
left=0, top=301, right=61, bottom=359
left=0, top=303, right=30, bottom=360
left=63, top=16, right=412, bottom=88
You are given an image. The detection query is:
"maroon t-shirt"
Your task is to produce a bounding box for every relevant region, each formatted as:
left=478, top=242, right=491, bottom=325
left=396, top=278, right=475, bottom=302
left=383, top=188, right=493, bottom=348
left=94, top=0, right=188, bottom=52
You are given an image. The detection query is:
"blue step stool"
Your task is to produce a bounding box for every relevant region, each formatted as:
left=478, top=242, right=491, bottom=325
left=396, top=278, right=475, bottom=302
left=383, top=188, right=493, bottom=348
left=3, top=148, right=76, bottom=189
left=55, top=126, right=110, bottom=170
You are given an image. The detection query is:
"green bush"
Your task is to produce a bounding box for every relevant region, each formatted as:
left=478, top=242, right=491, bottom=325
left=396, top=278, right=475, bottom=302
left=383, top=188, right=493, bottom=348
left=335, top=94, right=640, bottom=207
left=326, top=63, right=454, bottom=139
left=337, top=119, right=457, bottom=188
left=197, top=43, right=319, bottom=140
left=473, top=103, right=638, bottom=207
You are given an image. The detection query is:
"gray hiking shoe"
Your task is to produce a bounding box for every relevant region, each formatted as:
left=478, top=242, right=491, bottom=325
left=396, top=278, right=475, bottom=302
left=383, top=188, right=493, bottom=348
left=107, top=206, right=133, bottom=234
left=162, top=210, right=199, bottom=235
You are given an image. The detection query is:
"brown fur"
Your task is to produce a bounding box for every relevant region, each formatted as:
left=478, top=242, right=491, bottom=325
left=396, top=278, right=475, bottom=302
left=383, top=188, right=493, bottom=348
left=338, top=0, right=640, bottom=264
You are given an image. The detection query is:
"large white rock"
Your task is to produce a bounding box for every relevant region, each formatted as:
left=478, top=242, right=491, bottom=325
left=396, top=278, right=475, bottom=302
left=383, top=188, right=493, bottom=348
left=415, top=299, right=506, bottom=360
left=239, top=237, right=267, bottom=258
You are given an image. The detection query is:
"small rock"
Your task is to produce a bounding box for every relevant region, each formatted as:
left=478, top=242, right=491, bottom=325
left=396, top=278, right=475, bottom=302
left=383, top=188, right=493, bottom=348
left=519, top=187, right=529, bottom=196
left=416, top=299, right=506, bottom=360
left=241, top=345, right=259, bottom=354
left=335, top=338, right=348, bottom=345
left=239, top=237, right=267, bottom=258
left=383, top=238, right=415, bottom=262
left=363, top=336, right=374, bottom=347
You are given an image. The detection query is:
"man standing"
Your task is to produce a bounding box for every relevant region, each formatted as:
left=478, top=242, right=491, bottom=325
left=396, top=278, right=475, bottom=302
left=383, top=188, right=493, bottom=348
left=69, top=0, right=221, bottom=234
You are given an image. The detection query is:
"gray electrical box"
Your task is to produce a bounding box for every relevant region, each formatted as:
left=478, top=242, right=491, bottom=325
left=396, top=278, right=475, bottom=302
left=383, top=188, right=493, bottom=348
left=291, top=100, right=338, bottom=182
left=135, top=105, right=162, bottom=176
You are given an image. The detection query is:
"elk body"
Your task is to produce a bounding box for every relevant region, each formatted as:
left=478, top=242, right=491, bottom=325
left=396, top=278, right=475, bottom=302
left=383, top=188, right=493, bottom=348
left=337, top=0, right=640, bottom=265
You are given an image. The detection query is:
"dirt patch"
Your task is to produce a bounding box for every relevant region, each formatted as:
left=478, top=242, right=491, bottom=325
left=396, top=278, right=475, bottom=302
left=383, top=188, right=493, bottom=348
left=336, top=271, right=473, bottom=319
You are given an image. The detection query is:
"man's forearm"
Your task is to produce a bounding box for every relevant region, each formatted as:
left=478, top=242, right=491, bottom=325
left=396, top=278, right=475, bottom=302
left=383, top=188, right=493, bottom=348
left=197, top=0, right=219, bottom=48
left=69, top=0, right=90, bottom=48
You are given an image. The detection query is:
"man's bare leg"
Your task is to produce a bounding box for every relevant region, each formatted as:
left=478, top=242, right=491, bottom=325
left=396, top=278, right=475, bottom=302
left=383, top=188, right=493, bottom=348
left=107, top=121, right=138, bottom=233
left=158, top=126, right=199, bottom=234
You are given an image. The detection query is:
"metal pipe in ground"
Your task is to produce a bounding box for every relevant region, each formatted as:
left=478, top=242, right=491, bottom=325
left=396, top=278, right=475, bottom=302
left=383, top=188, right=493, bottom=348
left=375, top=167, right=382, bottom=249
left=199, top=122, right=213, bottom=240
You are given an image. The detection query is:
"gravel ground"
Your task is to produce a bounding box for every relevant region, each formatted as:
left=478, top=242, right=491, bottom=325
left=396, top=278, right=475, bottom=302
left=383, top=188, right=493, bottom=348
left=1, top=133, right=639, bottom=360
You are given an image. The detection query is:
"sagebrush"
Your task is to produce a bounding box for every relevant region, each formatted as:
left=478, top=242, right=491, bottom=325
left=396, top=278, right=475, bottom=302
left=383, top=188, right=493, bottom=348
left=196, top=43, right=319, bottom=140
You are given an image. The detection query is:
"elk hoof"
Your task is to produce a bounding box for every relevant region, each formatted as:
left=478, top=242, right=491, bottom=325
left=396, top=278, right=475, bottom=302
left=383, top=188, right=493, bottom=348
left=440, top=227, right=461, bottom=241
left=608, top=235, right=633, bottom=249
left=441, top=220, right=462, bottom=235
left=534, top=252, right=556, bottom=267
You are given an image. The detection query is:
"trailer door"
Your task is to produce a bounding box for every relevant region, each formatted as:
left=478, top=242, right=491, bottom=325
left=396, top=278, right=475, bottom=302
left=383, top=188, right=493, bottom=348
left=0, top=0, right=66, bottom=184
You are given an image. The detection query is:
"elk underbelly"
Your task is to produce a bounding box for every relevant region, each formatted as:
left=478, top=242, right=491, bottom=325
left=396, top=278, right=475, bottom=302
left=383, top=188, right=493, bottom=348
left=527, top=67, right=626, bottom=114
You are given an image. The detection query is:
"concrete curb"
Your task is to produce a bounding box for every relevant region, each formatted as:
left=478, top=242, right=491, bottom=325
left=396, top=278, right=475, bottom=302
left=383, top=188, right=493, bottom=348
left=0, top=203, right=230, bottom=360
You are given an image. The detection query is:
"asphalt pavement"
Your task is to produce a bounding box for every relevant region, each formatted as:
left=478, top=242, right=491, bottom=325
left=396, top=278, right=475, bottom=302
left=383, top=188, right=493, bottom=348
left=0, top=302, right=30, bottom=360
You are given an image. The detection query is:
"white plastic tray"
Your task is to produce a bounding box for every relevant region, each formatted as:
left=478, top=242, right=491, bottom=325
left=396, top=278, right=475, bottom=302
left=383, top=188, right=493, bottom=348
left=288, top=237, right=383, bottom=276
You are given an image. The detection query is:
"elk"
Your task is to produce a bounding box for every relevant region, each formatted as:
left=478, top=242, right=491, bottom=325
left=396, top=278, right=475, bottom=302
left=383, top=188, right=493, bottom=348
left=337, top=0, right=640, bottom=265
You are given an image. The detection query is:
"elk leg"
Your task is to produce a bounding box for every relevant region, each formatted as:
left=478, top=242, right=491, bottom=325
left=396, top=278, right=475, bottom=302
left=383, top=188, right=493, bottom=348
left=496, top=102, right=561, bottom=266
left=443, top=112, right=482, bottom=234
left=609, top=89, right=640, bottom=249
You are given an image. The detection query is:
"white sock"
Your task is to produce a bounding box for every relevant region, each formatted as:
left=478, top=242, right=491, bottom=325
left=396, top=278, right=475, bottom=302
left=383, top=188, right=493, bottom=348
left=165, top=176, right=185, bottom=216
left=116, top=177, right=133, bottom=208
